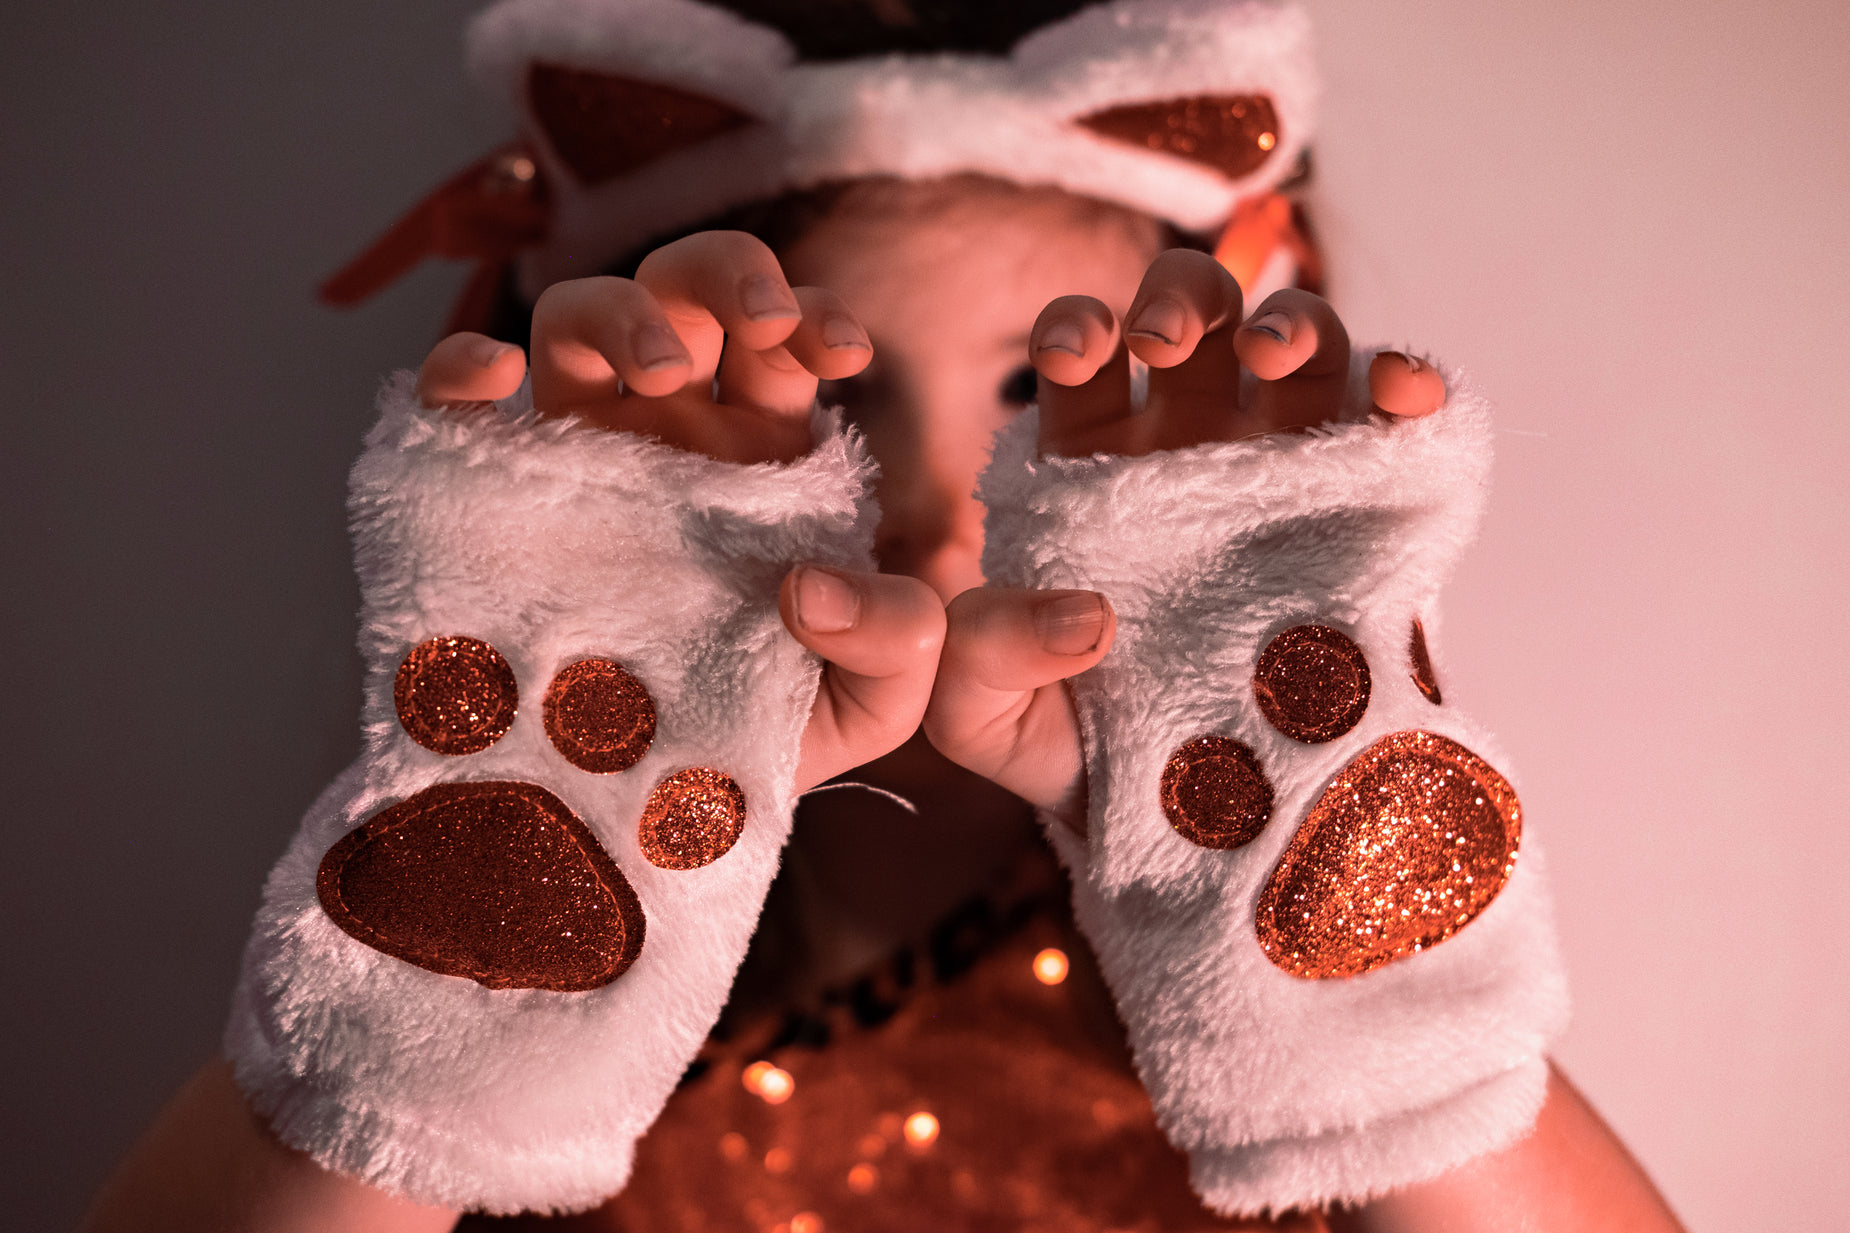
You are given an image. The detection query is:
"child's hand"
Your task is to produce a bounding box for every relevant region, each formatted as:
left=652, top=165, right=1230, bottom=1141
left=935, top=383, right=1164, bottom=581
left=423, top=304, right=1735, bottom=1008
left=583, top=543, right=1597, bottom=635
left=923, top=249, right=1444, bottom=828
left=413, top=230, right=872, bottom=464
left=414, top=232, right=944, bottom=793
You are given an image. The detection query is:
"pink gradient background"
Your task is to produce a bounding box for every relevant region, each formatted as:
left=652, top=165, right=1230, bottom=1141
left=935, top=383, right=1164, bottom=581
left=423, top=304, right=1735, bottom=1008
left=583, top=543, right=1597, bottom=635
left=1, top=1, right=1843, bottom=1228
left=1304, top=0, right=1850, bottom=1224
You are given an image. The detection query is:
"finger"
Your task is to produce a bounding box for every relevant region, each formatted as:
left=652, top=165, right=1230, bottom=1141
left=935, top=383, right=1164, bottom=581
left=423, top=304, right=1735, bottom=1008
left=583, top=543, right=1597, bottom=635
left=923, top=586, right=1115, bottom=822
left=1031, top=296, right=1130, bottom=457
left=779, top=565, right=947, bottom=791
left=1233, top=288, right=1352, bottom=434
left=778, top=286, right=874, bottom=381
left=634, top=231, right=803, bottom=384
left=1124, top=250, right=1246, bottom=448
left=415, top=332, right=527, bottom=409
left=1368, top=350, right=1447, bottom=418
left=529, top=276, right=693, bottom=417
left=715, top=285, right=870, bottom=418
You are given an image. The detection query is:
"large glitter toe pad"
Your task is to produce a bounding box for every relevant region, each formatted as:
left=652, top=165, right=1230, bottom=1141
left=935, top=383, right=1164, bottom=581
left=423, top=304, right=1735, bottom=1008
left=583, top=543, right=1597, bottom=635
left=1255, top=732, right=1520, bottom=980
left=317, top=781, right=645, bottom=991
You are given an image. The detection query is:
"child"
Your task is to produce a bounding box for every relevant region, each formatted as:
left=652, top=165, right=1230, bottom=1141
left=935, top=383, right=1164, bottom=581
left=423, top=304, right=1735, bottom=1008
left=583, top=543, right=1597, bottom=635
left=83, top=2, right=1684, bottom=1230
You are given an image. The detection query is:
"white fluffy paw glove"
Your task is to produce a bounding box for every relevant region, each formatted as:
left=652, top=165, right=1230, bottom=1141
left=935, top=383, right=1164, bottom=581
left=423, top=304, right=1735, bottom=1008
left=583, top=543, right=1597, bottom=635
left=224, top=375, right=875, bottom=1214
left=979, top=352, right=1569, bottom=1216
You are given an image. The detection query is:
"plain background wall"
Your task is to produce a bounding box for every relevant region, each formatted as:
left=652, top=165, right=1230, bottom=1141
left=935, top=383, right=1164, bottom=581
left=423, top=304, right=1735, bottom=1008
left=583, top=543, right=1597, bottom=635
left=2, top=2, right=1844, bottom=1229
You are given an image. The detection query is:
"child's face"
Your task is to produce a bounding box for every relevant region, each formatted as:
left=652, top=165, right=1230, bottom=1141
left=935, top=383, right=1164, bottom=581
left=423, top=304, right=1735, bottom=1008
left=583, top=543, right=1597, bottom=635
left=780, top=183, right=1164, bottom=600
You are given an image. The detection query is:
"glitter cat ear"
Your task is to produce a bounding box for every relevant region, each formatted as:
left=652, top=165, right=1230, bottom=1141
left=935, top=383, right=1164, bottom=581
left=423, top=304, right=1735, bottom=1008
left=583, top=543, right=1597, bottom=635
left=1076, top=93, right=1280, bottom=181
left=527, top=62, right=757, bottom=186
left=320, top=3, right=1319, bottom=325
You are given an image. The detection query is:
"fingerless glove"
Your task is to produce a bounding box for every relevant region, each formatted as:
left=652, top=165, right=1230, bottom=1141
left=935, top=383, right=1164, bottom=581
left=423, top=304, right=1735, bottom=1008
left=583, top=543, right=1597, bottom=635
left=225, top=375, right=876, bottom=1213
left=980, top=351, right=1569, bottom=1215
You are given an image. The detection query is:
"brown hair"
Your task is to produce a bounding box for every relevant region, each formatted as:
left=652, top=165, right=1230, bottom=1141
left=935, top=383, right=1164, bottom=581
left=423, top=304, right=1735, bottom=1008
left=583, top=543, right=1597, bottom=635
left=703, top=0, right=1104, bottom=60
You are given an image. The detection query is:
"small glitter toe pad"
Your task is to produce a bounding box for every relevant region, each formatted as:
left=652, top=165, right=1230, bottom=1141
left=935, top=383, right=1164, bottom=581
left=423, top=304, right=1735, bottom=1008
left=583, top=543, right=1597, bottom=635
left=1255, top=732, right=1520, bottom=980
left=318, top=780, right=646, bottom=991
left=1160, top=735, right=1275, bottom=850
left=544, top=658, right=657, bottom=773
left=394, top=636, right=519, bottom=756
left=1253, top=624, right=1371, bottom=744
left=639, top=768, right=747, bottom=870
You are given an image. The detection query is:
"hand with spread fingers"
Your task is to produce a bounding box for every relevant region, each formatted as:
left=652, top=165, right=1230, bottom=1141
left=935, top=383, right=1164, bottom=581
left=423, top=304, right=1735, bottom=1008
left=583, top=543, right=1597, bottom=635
left=935, top=247, right=1574, bottom=1216
left=209, top=232, right=948, bottom=1216
left=925, top=248, right=1444, bottom=832
left=415, top=231, right=945, bottom=795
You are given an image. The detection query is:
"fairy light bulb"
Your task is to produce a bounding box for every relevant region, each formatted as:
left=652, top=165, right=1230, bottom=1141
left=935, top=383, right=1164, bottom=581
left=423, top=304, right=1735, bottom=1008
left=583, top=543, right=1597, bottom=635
left=903, top=1111, right=940, bottom=1148
left=742, top=1060, right=794, bottom=1104
left=1032, top=947, right=1069, bottom=985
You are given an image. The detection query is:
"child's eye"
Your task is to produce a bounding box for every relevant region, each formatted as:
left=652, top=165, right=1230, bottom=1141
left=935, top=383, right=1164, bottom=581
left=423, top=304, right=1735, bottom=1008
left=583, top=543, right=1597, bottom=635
left=999, top=365, right=1039, bottom=408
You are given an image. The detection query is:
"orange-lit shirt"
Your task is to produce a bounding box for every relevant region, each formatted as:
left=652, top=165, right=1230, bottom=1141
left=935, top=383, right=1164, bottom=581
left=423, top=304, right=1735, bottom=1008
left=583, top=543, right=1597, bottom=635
left=464, top=851, right=1327, bottom=1233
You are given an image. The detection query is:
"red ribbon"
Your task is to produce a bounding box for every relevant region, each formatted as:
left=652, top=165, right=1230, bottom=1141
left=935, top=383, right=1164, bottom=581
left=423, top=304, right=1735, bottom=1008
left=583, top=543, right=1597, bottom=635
left=318, top=145, right=551, bottom=337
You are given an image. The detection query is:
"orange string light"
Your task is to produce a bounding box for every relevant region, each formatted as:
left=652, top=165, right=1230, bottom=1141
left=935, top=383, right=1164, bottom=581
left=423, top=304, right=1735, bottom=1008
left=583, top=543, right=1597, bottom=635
left=902, top=1111, right=940, bottom=1149
left=1032, top=947, right=1070, bottom=985
left=742, top=1060, right=794, bottom=1104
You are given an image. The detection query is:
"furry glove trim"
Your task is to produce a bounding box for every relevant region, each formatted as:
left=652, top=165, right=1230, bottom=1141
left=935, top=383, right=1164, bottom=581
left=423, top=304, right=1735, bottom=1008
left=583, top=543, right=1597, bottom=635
left=225, top=374, right=876, bottom=1213
left=979, top=352, right=1569, bottom=1215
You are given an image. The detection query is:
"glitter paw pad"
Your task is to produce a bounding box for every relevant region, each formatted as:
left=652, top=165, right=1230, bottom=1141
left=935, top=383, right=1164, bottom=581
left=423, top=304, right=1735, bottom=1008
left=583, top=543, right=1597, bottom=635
left=317, top=780, right=645, bottom=991
left=638, top=767, right=747, bottom=870
left=1158, top=735, right=1274, bottom=850
left=1164, top=624, right=1521, bottom=980
left=227, top=384, right=878, bottom=1214
left=1252, top=624, right=1370, bottom=744
left=544, top=657, right=657, bottom=773
left=978, top=355, right=1568, bottom=1212
left=394, top=635, right=519, bottom=755
left=320, top=639, right=747, bottom=989
left=1255, top=731, right=1520, bottom=979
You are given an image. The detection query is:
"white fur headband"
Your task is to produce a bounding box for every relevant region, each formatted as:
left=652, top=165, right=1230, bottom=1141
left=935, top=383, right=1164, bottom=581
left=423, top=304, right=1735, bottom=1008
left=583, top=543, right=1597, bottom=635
left=465, top=0, right=1319, bottom=295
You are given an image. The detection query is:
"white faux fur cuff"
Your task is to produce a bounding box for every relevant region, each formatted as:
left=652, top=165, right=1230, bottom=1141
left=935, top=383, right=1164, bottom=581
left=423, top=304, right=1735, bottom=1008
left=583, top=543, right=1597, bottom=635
left=980, top=352, right=1569, bottom=1216
left=225, top=374, right=876, bottom=1214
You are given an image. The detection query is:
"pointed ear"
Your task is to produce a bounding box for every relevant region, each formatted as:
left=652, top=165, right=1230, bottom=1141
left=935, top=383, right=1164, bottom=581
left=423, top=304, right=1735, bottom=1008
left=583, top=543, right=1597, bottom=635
left=1076, top=94, right=1280, bottom=181
left=528, top=62, right=755, bottom=186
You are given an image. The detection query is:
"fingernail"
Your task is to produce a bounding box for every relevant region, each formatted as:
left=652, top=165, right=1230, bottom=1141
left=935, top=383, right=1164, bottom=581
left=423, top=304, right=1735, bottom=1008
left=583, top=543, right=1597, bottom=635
left=1126, top=297, right=1186, bottom=346
left=1037, top=320, right=1086, bottom=357
left=821, top=314, right=870, bottom=351
left=1243, top=311, right=1292, bottom=345
left=794, top=565, right=860, bottom=634
left=468, top=336, right=511, bottom=367
left=633, top=321, right=687, bottom=370
left=740, top=273, right=800, bottom=322
left=1033, top=591, right=1107, bottom=656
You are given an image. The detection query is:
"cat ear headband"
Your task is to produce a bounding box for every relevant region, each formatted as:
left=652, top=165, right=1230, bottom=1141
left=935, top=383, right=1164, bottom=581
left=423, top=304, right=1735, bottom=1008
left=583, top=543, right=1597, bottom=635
left=321, top=0, right=1319, bottom=333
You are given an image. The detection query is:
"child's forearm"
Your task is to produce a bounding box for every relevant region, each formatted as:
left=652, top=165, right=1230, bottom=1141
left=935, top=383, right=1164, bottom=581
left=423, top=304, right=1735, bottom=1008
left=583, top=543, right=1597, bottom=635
left=79, top=1058, right=456, bottom=1233
left=1331, top=1063, right=1687, bottom=1233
